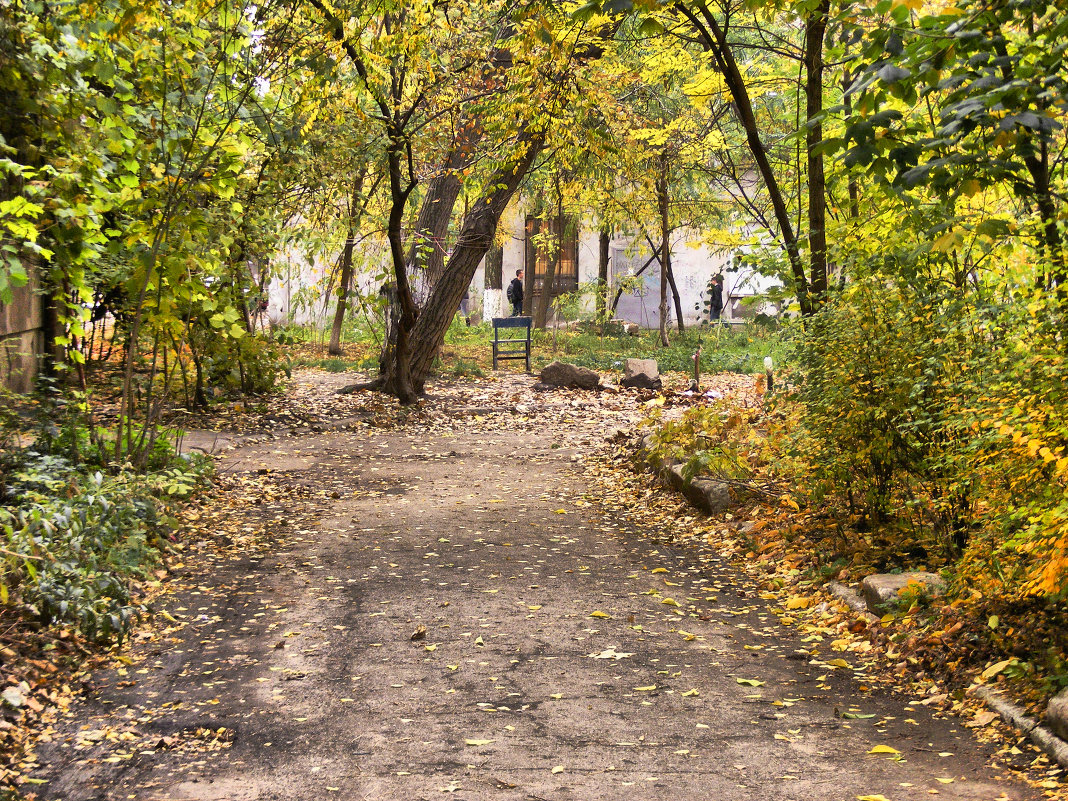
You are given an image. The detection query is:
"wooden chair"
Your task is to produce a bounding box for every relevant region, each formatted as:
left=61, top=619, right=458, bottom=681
left=491, top=316, right=532, bottom=371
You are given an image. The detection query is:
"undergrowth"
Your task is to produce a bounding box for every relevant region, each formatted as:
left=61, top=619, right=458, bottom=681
left=0, top=386, right=210, bottom=646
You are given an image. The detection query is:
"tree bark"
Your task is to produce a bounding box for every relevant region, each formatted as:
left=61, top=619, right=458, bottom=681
left=804, top=0, right=830, bottom=302
left=328, top=168, right=368, bottom=355
left=667, top=258, right=684, bottom=332
left=534, top=176, right=564, bottom=329
left=658, top=160, right=670, bottom=347
left=376, top=130, right=545, bottom=394
left=486, top=245, right=503, bottom=290
left=384, top=137, right=419, bottom=404
left=597, top=227, right=610, bottom=320
left=675, top=2, right=812, bottom=315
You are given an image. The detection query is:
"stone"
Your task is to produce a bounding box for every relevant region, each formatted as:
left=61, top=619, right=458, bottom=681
left=860, top=572, right=946, bottom=612
left=1048, top=688, right=1068, bottom=742
left=621, top=358, right=662, bottom=390
left=625, top=323, right=640, bottom=336
left=664, top=464, right=732, bottom=514
left=539, top=361, right=600, bottom=390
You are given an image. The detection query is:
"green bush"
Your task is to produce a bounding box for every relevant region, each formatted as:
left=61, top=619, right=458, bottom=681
left=0, top=393, right=210, bottom=643
left=785, top=278, right=974, bottom=545
left=203, top=333, right=289, bottom=396
left=0, top=455, right=158, bottom=643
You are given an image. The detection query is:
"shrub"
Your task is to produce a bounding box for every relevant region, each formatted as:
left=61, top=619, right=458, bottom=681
left=0, top=393, right=210, bottom=643
left=784, top=278, right=974, bottom=547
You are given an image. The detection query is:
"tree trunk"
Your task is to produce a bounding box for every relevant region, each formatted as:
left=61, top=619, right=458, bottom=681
left=676, top=2, right=812, bottom=314
left=486, top=245, right=503, bottom=290
left=597, top=227, right=610, bottom=320
left=376, top=130, right=545, bottom=394
left=804, top=0, right=830, bottom=302
left=667, top=259, right=684, bottom=332
left=658, top=161, right=670, bottom=347
left=328, top=169, right=368, bottom=355
left=384, top=139, right=419, bottom=404
left=534, top=176, right=564, bottom=329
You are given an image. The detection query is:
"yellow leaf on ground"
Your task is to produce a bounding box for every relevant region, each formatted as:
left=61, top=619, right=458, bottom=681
left=651, top=568, right=668, bottom=574
left=980, top=658, right=1013, bottom=681
left=633, top=685, right=657, bottom=692
left=590, top=610, right=611, bottom=619
left=465, top=739, right=494, bottom=746
left=551, top=766, right=564, bottom=774
left=661, top=598, right=679, bottom=607
left=868, top=745, right=900, bottom=755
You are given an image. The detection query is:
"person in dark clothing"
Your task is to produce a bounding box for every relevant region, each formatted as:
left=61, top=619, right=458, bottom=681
left=708, top=273, right=724, bottom=321
left=507, top=269, right=524, bottom=316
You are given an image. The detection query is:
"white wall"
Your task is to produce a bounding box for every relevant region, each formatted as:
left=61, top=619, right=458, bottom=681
left=490, top=214, right=777, bottom=328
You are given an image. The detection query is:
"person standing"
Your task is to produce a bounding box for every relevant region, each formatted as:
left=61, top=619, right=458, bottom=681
left=708, top=273, right=724, bottom=322
left=507, top=269, right=524, bottom=316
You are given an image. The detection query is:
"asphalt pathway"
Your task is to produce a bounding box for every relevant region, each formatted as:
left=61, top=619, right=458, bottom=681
left=27, top=374, right=1039, bottom=801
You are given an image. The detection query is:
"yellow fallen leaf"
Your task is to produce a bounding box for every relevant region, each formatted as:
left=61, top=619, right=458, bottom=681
left=868, top=745, right=900, bottom=755
left=935, top=778, right=953, bottom=784
left=682, top=689, right=699, bottom=697
left=856, top=796, right=892, bottom=801
left=465, top=739, right=494, bottom=746
left=590, top=611, right=611, bottom=619
left=980, top=658, right=1013, bottom=681
left=528, top=605, right=542, bottom=611
left=551, top=766, right=564, bottom=774
left=785, top=597, right=810, bottom=610
left=661, top=598, right=679, bottom=607
left=633, top=685, right=657, bottom=692
left=826, top=658, right=851, bottom=669
left=651, top=568, right=668, bottom=574
left=447, top=664, right=459, bottom=671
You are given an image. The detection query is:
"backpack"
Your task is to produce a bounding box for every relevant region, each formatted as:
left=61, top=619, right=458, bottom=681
left=506, top=280, right=516, bottom=303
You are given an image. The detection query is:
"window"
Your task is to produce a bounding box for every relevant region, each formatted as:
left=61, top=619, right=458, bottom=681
left=525, top=216, right=578, bottom=299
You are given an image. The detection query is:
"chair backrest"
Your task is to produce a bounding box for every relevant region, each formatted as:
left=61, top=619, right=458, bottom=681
left=492, top=316, right=532, bottom=330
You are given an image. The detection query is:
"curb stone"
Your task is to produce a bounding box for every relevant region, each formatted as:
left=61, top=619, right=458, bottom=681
left=637, top=434, right=733, bottom=515
left=826, top=582, right=1068, bottom=770
left=971, top=686, right=1068, bottom=770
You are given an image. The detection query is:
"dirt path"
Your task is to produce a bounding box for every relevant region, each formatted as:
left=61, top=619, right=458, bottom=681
left=26, top=373, right=1039, bottom=800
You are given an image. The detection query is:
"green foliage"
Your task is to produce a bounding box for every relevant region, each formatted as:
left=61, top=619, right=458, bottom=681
left=0, top=458, right=158, bottom=644
left=785, top=278, right=971, bottom=538
left=0, top=387, right=209, bottom=644
left=645, top=402, right=763, bottom=483
left=785, top=276, right=1068, bottom=599
left=203, top=334, right=289, bottom=397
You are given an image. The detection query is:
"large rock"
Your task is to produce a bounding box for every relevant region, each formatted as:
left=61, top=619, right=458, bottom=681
left=860, top=572, right=946, bottom=612
left=1048, top=688, right=1068, bottom=741
left=662, top=464, right=732, bottom=514
left=621, top=358, right=662, bottom=390
left=539, top=361, right=600, bottom=390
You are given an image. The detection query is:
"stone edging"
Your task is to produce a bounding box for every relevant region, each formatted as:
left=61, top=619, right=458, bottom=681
left=637, top=434, right=732, bottom=515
